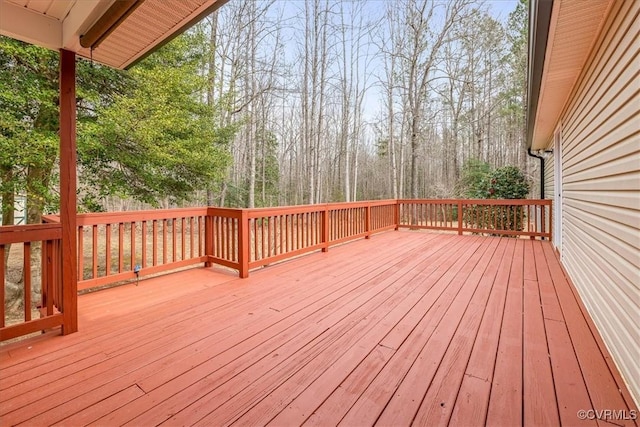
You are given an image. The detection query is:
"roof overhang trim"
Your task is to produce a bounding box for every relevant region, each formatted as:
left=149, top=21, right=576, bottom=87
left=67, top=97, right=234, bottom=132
left=526, top=0, right=554, bottom=150
left=0, top=0, right=229, bottom=70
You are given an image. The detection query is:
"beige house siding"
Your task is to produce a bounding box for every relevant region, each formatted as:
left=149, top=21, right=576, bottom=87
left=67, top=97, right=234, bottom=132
left=556, top=0, right=640, bottom=403
left=544, top=152, right=554, bottom=239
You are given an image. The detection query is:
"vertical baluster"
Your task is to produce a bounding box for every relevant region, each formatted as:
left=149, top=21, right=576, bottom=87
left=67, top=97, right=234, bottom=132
left=215, top=218, right=221, bottom=259
left=152, top=220, right=158, bottom=266
left=292, top=215, right=296, bottom=250
left=78, top=226, right=84, bottom=279
left=190, top=217, right=195, bottom=259
left=92, top=225, right=98, bottom=279
left=181, top=217, right=186, bottom=261
left=276, top=215, right=284, bottom=255
left=345, top=209, right=349, bottom=237
left=286, top=215, right=290, bottom=253
left=224, top=218, right=229, bottom=260
left=162, top=219, right=168, bottom=264
left=46, top=240, right=54, bottom=315
left=198, top=216, right=203, bottom=257
left=252, top=218, right=258, bottom=262
left=261, top=217, right=266, bottom=258
left=220, top=218, right=225, bottom=261
left=142, top=221, right=148, bottom=268
left=201, top=216, right=206, bottom=258
left=347, top=209, right=350, bottom=236
left=303, top=213, right=307, bottom=247
left=130, top=221, right=136, bottom=271
left=232, top=218, right=237, bottom=262
left=171, top=219, right=177, bottom=263
left=220, top=218, right=225, bottom=260
left=230, top=217, right=234, bottom=261
left=23, top=242, right=31, bottom=321
left=268, top=216, right=272, bottom=257
left=105, top=224, right=112, bottom=275
left=118, top=223, right=124, bottom=272
left=40, top=242, right=46, bottom=316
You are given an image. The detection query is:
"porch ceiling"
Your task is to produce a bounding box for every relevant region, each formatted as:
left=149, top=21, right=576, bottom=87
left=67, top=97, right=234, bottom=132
left=527, top=0, right=613, bottom=150
left=0, top=0, right=228, bottom=69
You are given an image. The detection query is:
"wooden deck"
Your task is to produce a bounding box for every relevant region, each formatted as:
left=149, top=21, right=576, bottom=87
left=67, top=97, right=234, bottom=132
left=0, top=231, right=637, bottom=426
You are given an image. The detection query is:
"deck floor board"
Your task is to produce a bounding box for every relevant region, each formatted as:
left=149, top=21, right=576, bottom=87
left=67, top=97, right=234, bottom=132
left=0, top=231, right=636, bottom=427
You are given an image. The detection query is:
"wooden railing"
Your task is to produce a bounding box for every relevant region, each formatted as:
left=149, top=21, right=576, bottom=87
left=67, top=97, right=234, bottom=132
left=206, top=207, right=243, bottom=273
left=1, top=198, right=550, bottom=341
left=0, top=223, right=64, bottom=341
left=71, top=208, right=209, bottom=290
left=206, top=200, right=398, bottom=278
left=398, top=199, right=552, bottom=239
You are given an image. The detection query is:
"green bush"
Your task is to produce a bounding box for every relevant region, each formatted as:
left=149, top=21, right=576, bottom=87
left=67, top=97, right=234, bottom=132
left=476, top=166, right=530, bottom=199
left=458, top=162, right=531, bottom=233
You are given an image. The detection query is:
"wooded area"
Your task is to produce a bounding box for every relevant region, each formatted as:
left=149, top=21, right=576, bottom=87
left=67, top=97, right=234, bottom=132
left=0, top=0, right=532, bottom=222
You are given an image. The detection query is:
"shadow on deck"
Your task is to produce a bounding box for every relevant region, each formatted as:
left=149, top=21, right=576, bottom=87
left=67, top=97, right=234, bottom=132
left=0, top=231, right=637, bottom=426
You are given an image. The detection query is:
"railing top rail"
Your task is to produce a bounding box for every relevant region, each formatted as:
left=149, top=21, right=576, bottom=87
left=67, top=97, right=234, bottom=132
left=398, top=198, right=551, bottom=205
left=38, top=198, right=550, bottom=227
left=239, top=200, right=399, bottom=219
left=0, top=223, right=62, bottom=244
left=75, top=208, right=209, bottom=226
left=207, top=207, right=243, bottom=218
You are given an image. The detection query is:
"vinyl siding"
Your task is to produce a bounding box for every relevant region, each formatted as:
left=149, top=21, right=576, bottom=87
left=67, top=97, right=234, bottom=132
left=558, top=0, right=640, bottom=404
left=544, top=152, right=554, bottom=239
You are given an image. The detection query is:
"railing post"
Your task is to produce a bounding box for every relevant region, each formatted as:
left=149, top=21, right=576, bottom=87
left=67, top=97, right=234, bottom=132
left=204, top=213, right=213, bottom=267
left=457, top=200, right=463, bottom=235
left=394, top=200, right=400, bottom=230
left=238, top=209, right=250, bottom=278
left=549, top=201, right=553, bottom=243
left=59, top=49, right=77, bottom=335
left=322, top=206, right=330, bottom=252
left=365, top=204, right=371, bottom=239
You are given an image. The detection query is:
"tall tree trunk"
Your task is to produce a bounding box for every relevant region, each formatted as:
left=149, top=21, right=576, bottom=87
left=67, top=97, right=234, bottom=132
left=206, top=12, right=218, bottom=206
